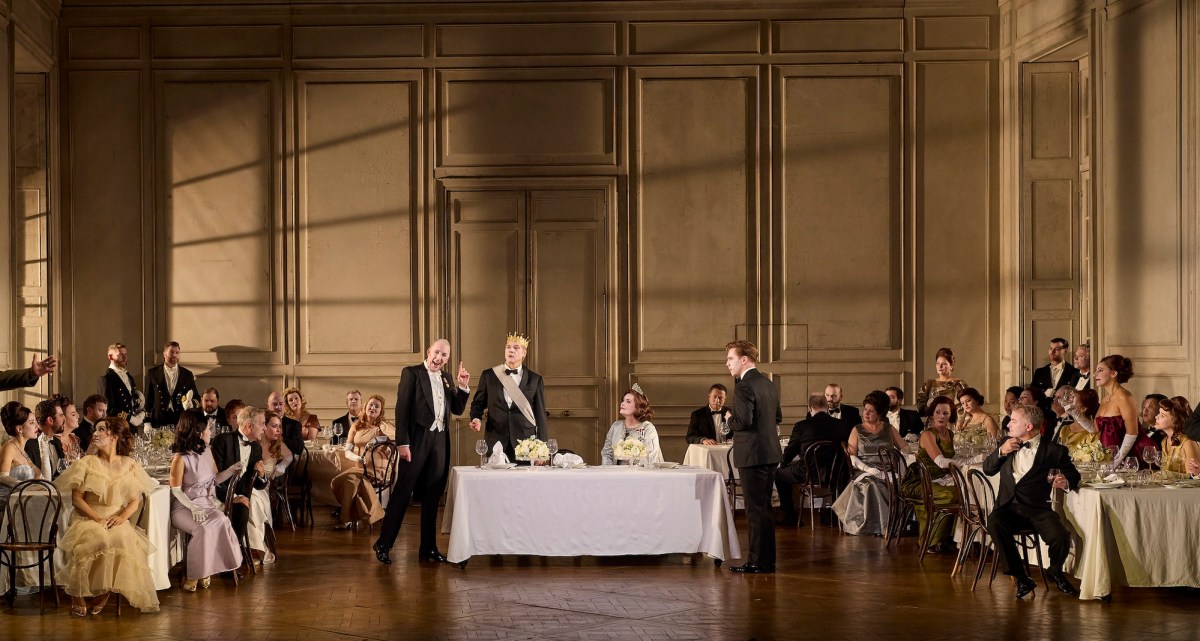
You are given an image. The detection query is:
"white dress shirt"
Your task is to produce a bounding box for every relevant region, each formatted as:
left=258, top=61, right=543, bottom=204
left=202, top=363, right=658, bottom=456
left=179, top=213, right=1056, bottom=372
left=38, top=434, right=56, bottom=479
left=886, top=410, right=901, bottom=431
left=426, top=366, right=447, bottom=432
left=1049, top=362, right=1064, bottom=388
left=109, top=363, right=132, bottom=392
left=1011, top=434, right=1042, bottom=484
left=502, top=365, right=523, bottom=407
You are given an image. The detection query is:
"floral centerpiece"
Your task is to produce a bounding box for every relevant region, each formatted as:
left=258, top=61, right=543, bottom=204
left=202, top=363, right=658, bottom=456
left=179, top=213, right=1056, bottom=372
left=1070, top=441, right=1109, bottom=481
left=515, top=437, right=550, bottom=466
left=613, top=437, right=648, bottom=463
left=151, top=428, right=176, bottom=450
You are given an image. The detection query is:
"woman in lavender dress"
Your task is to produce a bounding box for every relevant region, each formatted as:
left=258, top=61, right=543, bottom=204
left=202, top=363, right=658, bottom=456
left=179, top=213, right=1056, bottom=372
left=169, top=410, right=243, bottom=591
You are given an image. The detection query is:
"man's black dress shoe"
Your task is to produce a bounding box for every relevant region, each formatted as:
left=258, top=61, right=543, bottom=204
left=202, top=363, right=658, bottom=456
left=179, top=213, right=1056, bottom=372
left=418, top=549, right=448, bottom=563
left=1014, top=576, right=1037, bottom=599
left=372, top=541, right=391, bottom=565
left=729, top=563, right=774, bottom=574
left=1049, top=571, right=1080, bottom=596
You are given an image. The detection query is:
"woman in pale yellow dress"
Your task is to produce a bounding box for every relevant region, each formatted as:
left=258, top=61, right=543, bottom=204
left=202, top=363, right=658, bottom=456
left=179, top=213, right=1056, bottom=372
left=1153, top=396, right=1200, bottom=476
left=55, top=417, right=160, bottom=616
left=955, top=388, right=998, bottom=440
left=330, top=394, right=394, bottom=530
left=1057, top=388, right=1102, bottom=451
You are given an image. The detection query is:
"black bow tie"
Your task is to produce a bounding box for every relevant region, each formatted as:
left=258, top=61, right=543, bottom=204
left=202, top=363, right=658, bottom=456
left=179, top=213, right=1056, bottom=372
left=239, top=435, right=253, bottom=446
left=504, top=368, right=519, bottom=375
left=710, top=409, right=723, bottom=416
left=829, top=408, right=841, bottom=415
left=1019, top=441, right=1030, bottom=449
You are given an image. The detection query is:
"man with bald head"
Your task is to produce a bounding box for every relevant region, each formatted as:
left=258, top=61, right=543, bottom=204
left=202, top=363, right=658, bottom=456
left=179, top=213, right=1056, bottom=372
left=373, top=339, right=472, bottom=565
left=267, top=391, right=305, bottom=457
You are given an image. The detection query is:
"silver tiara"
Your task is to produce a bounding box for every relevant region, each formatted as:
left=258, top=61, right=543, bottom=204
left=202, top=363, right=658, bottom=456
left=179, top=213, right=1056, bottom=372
left=631, top=383, right=645, bottom=396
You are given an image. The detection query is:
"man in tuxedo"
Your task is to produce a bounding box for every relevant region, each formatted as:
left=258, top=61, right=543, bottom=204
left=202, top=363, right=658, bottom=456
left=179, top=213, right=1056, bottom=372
left=824, top=383, right=861, bottom=427
left=0, top=355, right=57, bottom=392
left=1029, top=338, right=1080, bottom=416
left=78, top=394, right=107, bottom=453
left=686, top=384, right=729, bottom=444
left=983, top=403, right=1081, bottom=598
left=267, top=391, right=305, bottom=457
left=775, top=394, right=849, bottom=526
left=469, top=334, right=547, bottom=461
left=145, top=341, right=199, bottom=428
left=1143, top=393, right=1169, bottom=448
left=373, top=339, right=472, bottom=565
left=26, top=398, right=65, bottom=479
left=884, top=387, right=924, bottom=438
left=1046, top=386, right=1075, bottom=443
left=724, top=340, right=782, bottom=574
left=99, top=343, right=140, bottom=422
left=211, top=406, right=268, bottom=545
left=1072, top=343, right=1092, bottom=391
left=1000, top=386, right=1023, bottom=432
left=199, top=388, right=231, bottom=435
left=330, top=390, right=363, bottom=446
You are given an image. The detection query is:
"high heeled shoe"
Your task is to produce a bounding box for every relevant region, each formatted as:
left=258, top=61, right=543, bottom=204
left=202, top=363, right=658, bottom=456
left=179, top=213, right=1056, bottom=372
left=182, top=579, right=198, bottom=592
left=70, top=601, right=88, bottom=617
left=90, top=593, right=111, bottom=615
left=199, top=577, right=211, bottom=589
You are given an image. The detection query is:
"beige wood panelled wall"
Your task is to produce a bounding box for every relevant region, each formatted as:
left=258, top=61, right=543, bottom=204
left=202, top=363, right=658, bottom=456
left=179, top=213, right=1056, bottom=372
left=53, top=0, right=1002, bottom=464
left=998, top=0, right=1200, bottom=403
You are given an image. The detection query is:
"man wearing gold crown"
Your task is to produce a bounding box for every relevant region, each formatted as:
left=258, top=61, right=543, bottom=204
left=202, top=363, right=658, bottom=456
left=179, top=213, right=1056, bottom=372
left=469, top=333, right=548, bottom=462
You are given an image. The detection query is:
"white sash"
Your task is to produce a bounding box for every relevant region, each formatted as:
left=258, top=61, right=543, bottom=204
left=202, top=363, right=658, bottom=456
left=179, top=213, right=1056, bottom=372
left=493, top=365, right=537, bottom=427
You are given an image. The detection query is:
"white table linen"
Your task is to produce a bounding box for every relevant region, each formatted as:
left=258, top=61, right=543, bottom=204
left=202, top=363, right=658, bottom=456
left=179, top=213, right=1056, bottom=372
left=440, top=466, right=739, bottom=564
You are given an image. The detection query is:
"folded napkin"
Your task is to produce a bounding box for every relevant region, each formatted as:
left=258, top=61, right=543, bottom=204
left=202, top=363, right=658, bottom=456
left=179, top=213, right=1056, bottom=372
left=487, top=442, right=510, bottom=466
left=1101, top=473, right=1126, bottom=486
left=553, top=453, right=584, bottom=467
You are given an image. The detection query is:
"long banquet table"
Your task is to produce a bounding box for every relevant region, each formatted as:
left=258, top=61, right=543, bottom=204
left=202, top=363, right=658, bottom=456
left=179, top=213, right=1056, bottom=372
left=440, top=465, right=740, bottom=565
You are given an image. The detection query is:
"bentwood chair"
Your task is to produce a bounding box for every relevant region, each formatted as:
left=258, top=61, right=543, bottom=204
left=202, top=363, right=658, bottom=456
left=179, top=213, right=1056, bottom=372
left=798, top=441, right=849, bottom=530
left=879, top=447, right=912, bottom=545
left=969, top=469, right=1049, bottom=590
left=947, top=463, right=982, bottom=576
left=724, top=446, right=742, bottom=510
left=915, top=463, right=964, bottom=564
left=363, top=441, right=400, bottom=505
left=0, top=479, right=62, bottom=610
left=285, top=448, right=314, bottom=528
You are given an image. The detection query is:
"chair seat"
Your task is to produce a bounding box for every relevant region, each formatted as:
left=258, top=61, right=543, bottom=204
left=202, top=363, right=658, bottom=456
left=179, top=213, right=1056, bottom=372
left=0, top=542, right=56, bottom=552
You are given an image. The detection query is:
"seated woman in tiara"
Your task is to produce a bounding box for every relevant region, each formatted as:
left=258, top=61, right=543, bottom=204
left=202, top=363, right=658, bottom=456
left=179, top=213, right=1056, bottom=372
left=601, top=385, right=663, bottom=465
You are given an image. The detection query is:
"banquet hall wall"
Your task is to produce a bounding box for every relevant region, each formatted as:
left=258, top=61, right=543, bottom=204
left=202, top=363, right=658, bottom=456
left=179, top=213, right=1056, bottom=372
left=0, top=0, right=1194, bottom=463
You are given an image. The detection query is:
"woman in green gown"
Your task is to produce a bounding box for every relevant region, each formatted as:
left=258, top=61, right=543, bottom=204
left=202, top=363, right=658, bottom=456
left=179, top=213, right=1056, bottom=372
left=900, top=395, right=959, bottom=553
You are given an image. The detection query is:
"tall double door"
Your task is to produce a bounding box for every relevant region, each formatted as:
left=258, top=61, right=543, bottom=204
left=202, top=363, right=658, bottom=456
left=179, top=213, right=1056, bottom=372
left=445, top=182, right=610, bottom=465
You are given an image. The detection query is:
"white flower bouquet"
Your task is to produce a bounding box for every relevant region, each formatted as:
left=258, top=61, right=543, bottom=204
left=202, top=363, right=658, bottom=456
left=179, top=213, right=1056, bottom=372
left=151, top=428, right=176, bottom=450
left=1070, top=441, right=1109, bottom=463
left=613, top=437, right=647, bottom=462
left=515, top=437, right=550, bottom=462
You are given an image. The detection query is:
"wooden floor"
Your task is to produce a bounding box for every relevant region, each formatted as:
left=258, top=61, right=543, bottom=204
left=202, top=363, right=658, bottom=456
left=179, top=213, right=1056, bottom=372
left=4, top=508, right=1197, bottom=641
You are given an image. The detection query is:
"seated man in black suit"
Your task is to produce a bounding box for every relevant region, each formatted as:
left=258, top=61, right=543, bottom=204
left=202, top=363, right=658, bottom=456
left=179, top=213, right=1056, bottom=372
left=983, top=402, right=1081, bottom=599
left=77, top=394, right=107, bottom=453
left=685, top=384, right=729, bottom=445
left=199, top=387, right=232, bottom=435
left=884, top=386, right=924, bottom=438
left=26, top=398, right=65, bottom=479
left=774, top=393, right=850, bottom=526
left=211, top=406, right=269, bottom=547
left=824, top=383, right=861, bottom=427
left=330, top=389, right=363, bottom=446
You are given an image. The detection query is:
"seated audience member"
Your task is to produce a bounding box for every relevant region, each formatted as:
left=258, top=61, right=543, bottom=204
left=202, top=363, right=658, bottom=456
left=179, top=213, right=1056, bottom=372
left=1, top=402, right=43, bottom=515
left=330, top=390, right=364, bottom=446
left=1058, top=388, right=1101, bottom=451
left=211, top=406, right=268, bottom=552
left=169, top=410, right=243, bottom=591
left=775, top=394, right=849, bottom=526
left=249, top=411, right=293, bottom=563
left=956, top=387, right=999, bottom=439
left=1073, top=343, right=1093, bottom=390
left=899, top=396, right=958, bottom=554
left=78, top=394, right=108, bottom=453
left=283, top=387, right=321, bottom=441
left=833, top=391, right=907, bottom=535
left=200, top=388, right=231, bottom=435
left=1154, top=397, right=1199, bottom=476
left=686, top=384, right=729, bottom=445
left=1142, top=393, right=1169, bottom=448
left=331, top=394, right=393, bottom=530
left=224, top=399, right=245, bottom=430
left=915, top=347, right=967, bottom=416
left=884, top=387, right=924, bottom=438
left=983, top=402, right=1081, bottom=598
left=824, top=383, right=861, bottom=427
left=56, top=417, right=160, bottom=615
left=268, top=392, right=306, bottom=457
left=58, top=396, right=85, bottom=462
left=26, top=398, right=65, bottom=479
left=601, top=386, right=662, bottom=465
left=1000, top=386, right=1023, bottom=432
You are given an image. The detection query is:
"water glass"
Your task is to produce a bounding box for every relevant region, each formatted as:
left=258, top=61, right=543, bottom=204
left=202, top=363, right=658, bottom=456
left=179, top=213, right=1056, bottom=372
left=475, top=439, right=488, bottom=468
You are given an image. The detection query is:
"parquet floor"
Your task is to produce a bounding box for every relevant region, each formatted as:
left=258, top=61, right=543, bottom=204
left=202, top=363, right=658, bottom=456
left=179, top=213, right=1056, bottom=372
left=3, top=508, right=1197, bottom=641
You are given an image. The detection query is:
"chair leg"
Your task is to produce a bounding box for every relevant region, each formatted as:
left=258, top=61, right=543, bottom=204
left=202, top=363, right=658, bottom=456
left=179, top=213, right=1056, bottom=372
left=1033, top=537, right=1049, bottom=589
left=49, top=552, right=59, bottom=607
left=972, top=535, right=992, bottom=591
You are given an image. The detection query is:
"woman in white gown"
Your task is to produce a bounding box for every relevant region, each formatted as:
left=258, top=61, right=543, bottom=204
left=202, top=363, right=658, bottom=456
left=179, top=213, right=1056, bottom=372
left=248, top=411, right=292, bottom=564
left=601, top=385, right=663, bottom=465
left=833, top=391, right=907, bottom=535
left=1, top=402, right=43, bottom=513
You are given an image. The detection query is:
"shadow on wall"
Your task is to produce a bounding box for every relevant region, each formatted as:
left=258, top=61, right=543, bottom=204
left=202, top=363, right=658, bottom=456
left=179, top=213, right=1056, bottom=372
left=198, top=345, right=278, bottom=411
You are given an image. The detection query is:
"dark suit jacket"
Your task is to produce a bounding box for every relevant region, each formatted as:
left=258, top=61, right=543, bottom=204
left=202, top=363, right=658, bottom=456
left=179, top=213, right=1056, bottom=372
left=144, top=364, right=199, bottom=427
left=99, top=369, right=137, bottom=418
left=0, top=368, right=38, bottom=392
left=469, top=367, right=548, bottom=456
left=395, top=364, right=469, bottom=474
left=76, top=419, right=97, bottom=453
left=331, top=412, right=358, bottom=445
left=781, top=412, right=850, bottom=467
left=281, top=416, right=305, bottom=459
left=24, top=436, right=64, bottom=478
left=983, top=437, right=1080, bottom=509
left=828, top=404, right=861, bottom=429
left=1184, top=410, right=1200, bottom=444
left=729, top=368, right=783, bottom=469
left=894, top=408, right=924, bottom=438
left=686, top=406, right=728, bottom=444
left=210, top=431, right=268, bottom=501
left=199, top=411, right=231, bottom=434
left=1030, top=363, right=1080, bottom=413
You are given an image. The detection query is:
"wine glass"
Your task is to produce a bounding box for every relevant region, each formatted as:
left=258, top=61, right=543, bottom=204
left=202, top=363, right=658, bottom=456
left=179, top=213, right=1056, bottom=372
left=475, top=439, right=488, bottom=468
left=547, top=439, right=559, bottom=468
left=333, top=424, right=344, bottom=445
left=1047, top=468, right=1061, bottom=502
left=1143, top=446, right=1161, bottom=471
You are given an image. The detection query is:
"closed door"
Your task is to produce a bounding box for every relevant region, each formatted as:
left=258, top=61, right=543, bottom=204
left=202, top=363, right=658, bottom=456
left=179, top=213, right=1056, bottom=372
left=447, top=185, right=608, bottom=464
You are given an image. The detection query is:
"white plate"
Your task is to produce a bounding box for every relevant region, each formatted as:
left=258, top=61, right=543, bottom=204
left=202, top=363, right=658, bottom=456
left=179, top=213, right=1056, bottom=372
left=1165, top=481, right=1200, bottom=489
left=483, top=463, right=518, bottom=470
left=1087, top=481, right=1124, bottom=489
left=654, top=462, right=679, bottom=469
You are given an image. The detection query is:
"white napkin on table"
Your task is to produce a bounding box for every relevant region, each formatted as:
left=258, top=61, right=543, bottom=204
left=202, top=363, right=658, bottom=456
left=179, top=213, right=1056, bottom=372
left=552, top=453, right=584, bottom=467
left=487, top=442, right=509, bottom=466
left=1101, top=473, right=1126, bottom=486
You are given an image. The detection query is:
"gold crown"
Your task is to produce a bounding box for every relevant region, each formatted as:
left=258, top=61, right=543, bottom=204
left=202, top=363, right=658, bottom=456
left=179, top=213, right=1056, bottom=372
left=506, top=332, right=531, bottom=348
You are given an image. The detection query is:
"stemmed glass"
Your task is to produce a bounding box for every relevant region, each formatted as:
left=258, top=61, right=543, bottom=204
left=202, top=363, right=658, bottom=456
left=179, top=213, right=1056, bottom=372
left=547, top=439, right=559, bottom=468
left=1143, top=446, right=1161, bottom=472
left=1047, top=468, right=1061, bottom=503
left=475, top=439, right=488, bottom=468
left=333, top=424, right=344, bottom=445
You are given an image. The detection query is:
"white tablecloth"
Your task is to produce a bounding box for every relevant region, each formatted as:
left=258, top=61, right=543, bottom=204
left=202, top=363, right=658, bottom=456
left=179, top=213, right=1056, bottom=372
left=683, top=444, right=735, bottom=479
left=440, top=466, right=740, bottom=564
left=0, top=483, right=175, bottom=593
